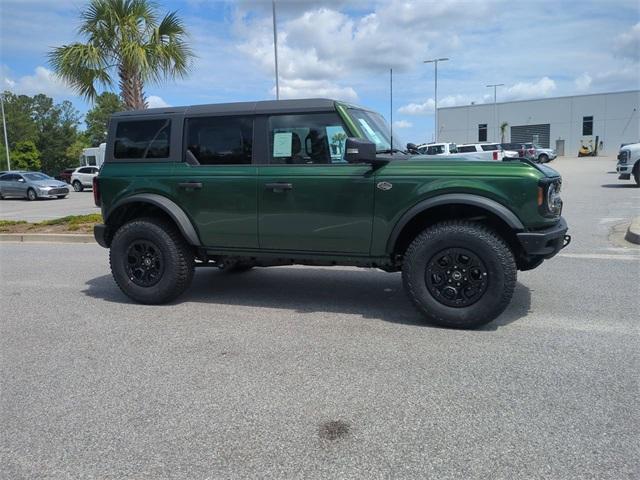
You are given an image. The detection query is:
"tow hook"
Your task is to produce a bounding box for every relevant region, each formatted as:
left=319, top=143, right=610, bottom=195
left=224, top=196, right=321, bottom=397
left=563, top=235, right=571, bottom=249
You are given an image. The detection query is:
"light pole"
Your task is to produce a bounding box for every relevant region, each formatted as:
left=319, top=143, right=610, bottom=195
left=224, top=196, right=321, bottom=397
left=486, top=83, right=504, bottom=142
left=0, top=93, right=9, bottom=171
left=272, top=0, right=280, bottom=100
left=423, top=57, right=449, bottom=142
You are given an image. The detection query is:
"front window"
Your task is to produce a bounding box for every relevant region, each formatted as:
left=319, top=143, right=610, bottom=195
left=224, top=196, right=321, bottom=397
left=268, top=113, right=349, bottom=164
left=347, top=108, right=403, bottom=153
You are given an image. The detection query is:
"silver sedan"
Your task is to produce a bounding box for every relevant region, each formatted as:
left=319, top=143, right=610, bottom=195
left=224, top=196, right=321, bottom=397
left=0, top=171, right=70, bottom=200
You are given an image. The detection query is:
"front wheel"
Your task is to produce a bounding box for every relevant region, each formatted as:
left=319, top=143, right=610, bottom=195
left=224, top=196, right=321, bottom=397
left=402, top=221, right=516, bottom=329
left=73, top=180, right=83, bottom=192
left=634, top=168, right=639, bottom=186
left=27, top=188, right=37, bottom=201
left=538, top=154, right=549, bottom=163
left=109, top=218, right=195, bottom=304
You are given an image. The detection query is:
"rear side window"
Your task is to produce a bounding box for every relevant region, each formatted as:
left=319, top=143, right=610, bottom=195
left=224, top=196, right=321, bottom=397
left=481, top=144, right=498, bottom=151
left=185, top=116, right=253, bottom=165
left=457, top=145, right=477, bottom=153
left=114, top=119, right=171, bottom=159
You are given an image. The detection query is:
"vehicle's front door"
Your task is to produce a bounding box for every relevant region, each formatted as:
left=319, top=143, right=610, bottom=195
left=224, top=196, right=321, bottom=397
left=258, top=112, right=374, bottom=254
left=15, top=175, right=28, bottom=196
left=172, top=115, right=258, bottom=248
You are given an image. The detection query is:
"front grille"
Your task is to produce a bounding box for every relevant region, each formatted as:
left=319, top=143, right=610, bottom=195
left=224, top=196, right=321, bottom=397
left=49, top=188, right=69, bottom=195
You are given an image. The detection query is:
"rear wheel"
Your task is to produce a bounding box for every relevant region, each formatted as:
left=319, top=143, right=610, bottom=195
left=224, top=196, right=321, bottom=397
left=109, top=218, right=195, bottom=304
left=27, top=188, right=37, bottom=201
left=73, top=180, right=83, bottom=192
left=402, top=221, right=516, bottom=329
left=538, top=153, right=549, bottom=163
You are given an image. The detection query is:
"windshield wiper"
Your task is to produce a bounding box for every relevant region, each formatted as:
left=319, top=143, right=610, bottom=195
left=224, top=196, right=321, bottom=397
left=376, top=148, right=407, bottom=155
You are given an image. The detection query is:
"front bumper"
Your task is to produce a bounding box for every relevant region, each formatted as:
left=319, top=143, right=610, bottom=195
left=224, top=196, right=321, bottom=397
left=517, top=217, right=570, bottom=258
left=38, top=187, right=69, bottom=198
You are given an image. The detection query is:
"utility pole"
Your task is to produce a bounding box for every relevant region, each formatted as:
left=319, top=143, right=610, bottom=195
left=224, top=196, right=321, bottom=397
left=272, top=0, right=280, bottom=100
left=486, top=83, right=504, bottom=142
left=423, top=58, right=449, bottom=142
left=0, top=92, right=10, bottom=171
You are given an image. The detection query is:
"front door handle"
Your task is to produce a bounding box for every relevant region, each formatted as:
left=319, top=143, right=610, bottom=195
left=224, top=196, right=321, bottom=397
left=265, top=182, right=293, bottom=192
left=178, top=181, right=203, bottom=190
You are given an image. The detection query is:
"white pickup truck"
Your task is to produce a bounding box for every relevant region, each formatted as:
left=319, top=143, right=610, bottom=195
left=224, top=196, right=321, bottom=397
left=616, top=142, right=640, bottom=186
left=416, top=142, right=503, bottom=161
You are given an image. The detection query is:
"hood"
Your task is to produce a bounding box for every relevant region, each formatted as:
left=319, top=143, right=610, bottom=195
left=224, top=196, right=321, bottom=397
left=31, top=179, right=67, bottom=187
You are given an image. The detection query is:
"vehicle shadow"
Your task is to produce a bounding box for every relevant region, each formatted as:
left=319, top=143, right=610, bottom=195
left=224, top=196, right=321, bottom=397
left=601, top=183, right=638, bottom=188
left=83, top=267, right=531, bottom=330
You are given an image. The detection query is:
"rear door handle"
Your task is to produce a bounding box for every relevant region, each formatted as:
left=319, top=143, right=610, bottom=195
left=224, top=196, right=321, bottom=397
left=265, top=182, right=293, bottom=192
left=178, top=181, right=203, bottom=190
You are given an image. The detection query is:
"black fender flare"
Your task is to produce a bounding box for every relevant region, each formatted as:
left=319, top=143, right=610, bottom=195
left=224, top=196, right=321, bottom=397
left=386, top=193, right=525, bottom=253
left=106, top=193, right=201, bottom=246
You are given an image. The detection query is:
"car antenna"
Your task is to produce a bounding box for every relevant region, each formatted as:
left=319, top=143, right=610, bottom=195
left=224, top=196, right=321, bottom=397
left=390, top=68, right=393, bottom=156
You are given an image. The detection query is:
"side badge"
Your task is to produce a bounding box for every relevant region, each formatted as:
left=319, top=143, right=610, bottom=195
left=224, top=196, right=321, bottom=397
left=377, top=181, right=393, bottom=191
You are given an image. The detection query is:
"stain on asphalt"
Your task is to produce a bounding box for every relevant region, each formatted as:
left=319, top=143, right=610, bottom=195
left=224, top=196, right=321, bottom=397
left=319, top=420, right=350, bottom=441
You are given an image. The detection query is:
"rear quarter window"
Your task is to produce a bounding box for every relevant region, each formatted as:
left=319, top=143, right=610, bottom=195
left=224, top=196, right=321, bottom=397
left=114, top=119, right=171, bottom=159
left=457, top=145, right=477, bottom=153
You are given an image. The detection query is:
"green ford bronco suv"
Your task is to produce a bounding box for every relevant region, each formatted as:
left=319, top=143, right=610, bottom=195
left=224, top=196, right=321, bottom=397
left=93, top=98, right=569, bottom=328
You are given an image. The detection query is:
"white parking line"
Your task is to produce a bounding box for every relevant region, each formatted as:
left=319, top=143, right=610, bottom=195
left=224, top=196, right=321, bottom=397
left=559, top=253, right=640, bottom=261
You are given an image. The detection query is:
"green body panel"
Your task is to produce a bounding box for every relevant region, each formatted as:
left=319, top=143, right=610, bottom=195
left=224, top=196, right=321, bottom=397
left=258, top=164, right=374, bottom=253
left=369, top=159, right=550, bottom=255
left=172, top=163, right=258, bottom=248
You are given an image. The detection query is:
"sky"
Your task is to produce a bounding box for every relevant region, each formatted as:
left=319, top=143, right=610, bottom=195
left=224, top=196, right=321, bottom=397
left=0, top=0, right=639, bottom=143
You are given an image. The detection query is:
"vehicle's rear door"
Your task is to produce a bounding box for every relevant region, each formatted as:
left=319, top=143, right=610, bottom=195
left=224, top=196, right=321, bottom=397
left=258, top=112, right=374, bottom=254
left=173, top=115, right=258, bottom=248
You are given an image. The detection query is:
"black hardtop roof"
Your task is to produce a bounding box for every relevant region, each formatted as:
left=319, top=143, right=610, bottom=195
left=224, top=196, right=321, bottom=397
left=111, top=98, right=362, bottom=118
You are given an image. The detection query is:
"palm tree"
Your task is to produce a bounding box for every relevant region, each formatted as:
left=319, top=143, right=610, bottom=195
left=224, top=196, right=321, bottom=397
left=500, top=121, right=509, bottom=143
left=49, top=0, right=193, bottom=110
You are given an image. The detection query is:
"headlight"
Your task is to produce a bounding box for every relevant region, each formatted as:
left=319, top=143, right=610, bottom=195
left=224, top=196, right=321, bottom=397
left=538, top=179, right=562, bottom=217
left=546, top=182, right=562, bottom=215
left=618, top=151, right=629, bottom=164
left=38, top=186, right=51, bottom=191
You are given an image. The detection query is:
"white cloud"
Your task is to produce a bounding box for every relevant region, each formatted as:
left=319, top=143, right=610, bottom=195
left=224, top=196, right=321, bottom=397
left=273, top=78, right=358, bottom=102
left=575, top=72, right=592, bottom=91
left=503, top=77, right=557, bottom=100
left=147, top=95, right=170, bottom=108
left=393, top=120, right=412, bottom=129
left=398, top=98, right=435, bottom=115
left=614, top=22, right=640, bottom=61
left=2, top=66, right=74, bottom=97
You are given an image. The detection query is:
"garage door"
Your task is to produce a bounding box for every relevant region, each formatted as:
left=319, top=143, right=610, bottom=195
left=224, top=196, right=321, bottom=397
left=511, top=124, right=550, bottom=148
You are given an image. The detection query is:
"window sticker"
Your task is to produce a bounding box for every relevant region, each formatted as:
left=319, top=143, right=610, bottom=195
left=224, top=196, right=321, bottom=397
left=273, top=132, right=293, bottom=157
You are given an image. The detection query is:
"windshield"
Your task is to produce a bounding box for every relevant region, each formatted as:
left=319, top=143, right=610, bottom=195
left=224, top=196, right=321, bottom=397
left=24, top=173, right=51, bottom=181
left=348, top=108, right=404, bottom=153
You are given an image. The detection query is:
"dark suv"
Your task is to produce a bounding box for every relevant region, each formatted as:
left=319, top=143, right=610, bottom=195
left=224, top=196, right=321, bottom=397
left=93, top=99, right=569, bottom=329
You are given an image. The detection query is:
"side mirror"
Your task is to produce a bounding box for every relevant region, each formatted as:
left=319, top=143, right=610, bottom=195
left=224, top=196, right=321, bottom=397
left=18, top=178, right=25, bottom=182
left=406, top=143, right=419, bottom=154
left=344, top=137, right=377, bottom=164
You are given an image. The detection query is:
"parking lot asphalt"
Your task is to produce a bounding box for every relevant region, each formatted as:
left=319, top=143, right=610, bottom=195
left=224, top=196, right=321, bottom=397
left=0, top=189, right=100, bottom=221
left=1, top=156, right=639, bottom=479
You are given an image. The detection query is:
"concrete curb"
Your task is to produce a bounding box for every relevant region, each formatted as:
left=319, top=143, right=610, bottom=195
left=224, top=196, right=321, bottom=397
left=625, top=217, right=640, bottom=245
left=0, top=233, right=95, bottom=244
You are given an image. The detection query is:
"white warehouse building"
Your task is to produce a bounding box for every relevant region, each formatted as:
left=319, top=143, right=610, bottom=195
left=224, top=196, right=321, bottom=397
left=437, top=90, right=639, bottom=156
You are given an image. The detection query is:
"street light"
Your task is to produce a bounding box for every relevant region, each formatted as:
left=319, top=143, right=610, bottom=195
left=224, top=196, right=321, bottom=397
left=272, top=0, right=280, bottom=100
left=0, top=92, right=9, bottom=171
left=423, top=57, right=449, bottom=142
left=486, top=83, right=504, bottom=143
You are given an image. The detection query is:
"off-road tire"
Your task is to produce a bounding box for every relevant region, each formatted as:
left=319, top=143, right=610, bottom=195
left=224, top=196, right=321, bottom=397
left=73, top=180, right=83, bottom=192
left=109, top=217, right=195, bottom=304
left=27, top=188, right=37, bottom=201
left=538, top=154, right=549, bottom=163
left=402, top=221, right=516, bottom=329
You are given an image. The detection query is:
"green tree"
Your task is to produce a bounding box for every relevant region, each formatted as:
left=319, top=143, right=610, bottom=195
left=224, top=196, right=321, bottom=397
left=48, top=0, right=193, bottom=110
left=500, top=121, right=509, bottom=143
left=66, top=136, right=91, bottom=166
left=85, top=92, right=124, bottom=145
left=11, top=140, right=41, bottom=171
